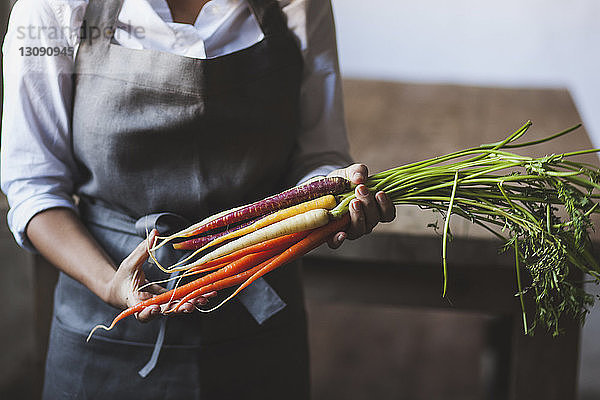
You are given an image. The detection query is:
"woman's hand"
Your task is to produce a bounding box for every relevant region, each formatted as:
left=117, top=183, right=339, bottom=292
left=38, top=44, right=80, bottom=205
left=327, top=163, right=396, bottom=248
left=104, top=229, right=216, bottom=322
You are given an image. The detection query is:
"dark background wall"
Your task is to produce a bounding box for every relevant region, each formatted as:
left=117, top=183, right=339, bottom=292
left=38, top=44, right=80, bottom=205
left=0, top=2, right=38, bottom=399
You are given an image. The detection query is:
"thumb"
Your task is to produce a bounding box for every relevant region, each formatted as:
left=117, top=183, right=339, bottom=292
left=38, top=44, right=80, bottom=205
left=343, top=164, right=368, bottom=185
left=121, top=229, right=158, bottom=274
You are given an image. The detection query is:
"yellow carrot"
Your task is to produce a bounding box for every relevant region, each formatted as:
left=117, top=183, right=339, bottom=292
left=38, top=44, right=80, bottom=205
left=149, top=177, right=350, bottom=253
left=173, top=195, right=337, bottom=251
left=167, top=208, right=331, bottom=272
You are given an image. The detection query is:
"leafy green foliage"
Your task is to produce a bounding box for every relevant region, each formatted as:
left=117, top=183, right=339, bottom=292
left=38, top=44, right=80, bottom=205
left=332, top=121, right=600, bottom=335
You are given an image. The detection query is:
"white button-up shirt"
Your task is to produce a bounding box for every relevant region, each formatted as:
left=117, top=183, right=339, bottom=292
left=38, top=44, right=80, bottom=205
left=1, top=0, right=351, bottom=249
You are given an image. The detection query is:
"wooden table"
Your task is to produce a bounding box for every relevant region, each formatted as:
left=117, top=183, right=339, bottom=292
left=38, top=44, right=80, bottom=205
left=302, top=80, right=597, bottom=400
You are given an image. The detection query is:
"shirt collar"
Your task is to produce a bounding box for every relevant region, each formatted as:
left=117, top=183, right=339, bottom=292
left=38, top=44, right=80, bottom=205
left=147, top=0, right=242, bottom=27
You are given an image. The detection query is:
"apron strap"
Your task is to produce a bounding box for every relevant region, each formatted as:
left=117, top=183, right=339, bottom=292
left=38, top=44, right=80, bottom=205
left=78, top=0, right=124, bottom=57
left=138, top=268, right=179, bottom=378
left=246, top=0, right=290, bottom=37
left=134, top=212, right=190, bottom=237
left=138, top=266, right=286, bottom=378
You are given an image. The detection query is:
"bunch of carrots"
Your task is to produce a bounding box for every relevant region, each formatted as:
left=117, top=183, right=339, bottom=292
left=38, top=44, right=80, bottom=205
left=89, top=122, right=600, bottom=340
left=87, top=177, right=353, bottom=340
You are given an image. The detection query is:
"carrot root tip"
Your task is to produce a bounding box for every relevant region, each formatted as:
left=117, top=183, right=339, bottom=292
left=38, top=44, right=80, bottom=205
left=86, top=324, right=112, bottom=342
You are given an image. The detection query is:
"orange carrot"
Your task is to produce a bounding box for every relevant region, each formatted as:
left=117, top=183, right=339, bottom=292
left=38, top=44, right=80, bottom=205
left=197, top=213, right=351, bottom=314
left=170, top=255, right=279, bottom=313
left=186, top=230, right=310, bottom=272
left=142, top=230, right=311, bottom=291
left=137, top=258, right=232, bottom=291
left=87, top=248, right=282, bottom=341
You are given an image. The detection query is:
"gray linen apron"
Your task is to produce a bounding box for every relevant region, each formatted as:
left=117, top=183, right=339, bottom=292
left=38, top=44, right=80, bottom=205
left=42, top=0, right=310, bottom=398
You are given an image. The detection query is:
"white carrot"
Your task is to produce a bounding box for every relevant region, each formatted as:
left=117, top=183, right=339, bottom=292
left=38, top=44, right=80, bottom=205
left=167, top=208, right=331, bottom=272
left=174, top=195, right=337, bottom=251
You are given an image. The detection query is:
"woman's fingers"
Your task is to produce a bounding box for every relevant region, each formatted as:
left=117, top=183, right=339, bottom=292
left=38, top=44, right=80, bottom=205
left=157, top=299, right=203, bottom=314
left=135, top=305, right=160, bottom=323
left=325, top=163, right=396, bottom=245
left=346, top=184, right=379, bottom=239
left=202, top=291, right=218, bottom=299
left=174, top=291, right=217, bottom=311
left=137, top=290, right=219, bottom=320
left=327, top=231, right=346, bottom=249
left=347, top=199, right=367, bottom=240
left=343, top=186, right=396, bottom=242
left=376, top=191, right=396, bottom=222
left=355, top=184, right=379, bottom=233
left=164, top=301, right=195, bottom=314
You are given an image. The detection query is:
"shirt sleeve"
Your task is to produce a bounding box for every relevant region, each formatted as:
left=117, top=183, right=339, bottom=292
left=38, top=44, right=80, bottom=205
left=284, top=0, right=353, bottom=186
left=1, top=0, right=82, bottom=250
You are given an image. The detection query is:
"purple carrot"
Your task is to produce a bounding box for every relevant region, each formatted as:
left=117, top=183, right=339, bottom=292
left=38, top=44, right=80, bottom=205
left=173, top=217, right=259, bottom=250
left=187, top=177, right=351, bottom=237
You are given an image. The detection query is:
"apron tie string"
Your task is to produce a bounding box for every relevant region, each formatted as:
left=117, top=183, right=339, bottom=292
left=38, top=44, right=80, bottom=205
left=138, top=267, right=179, bottom=378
